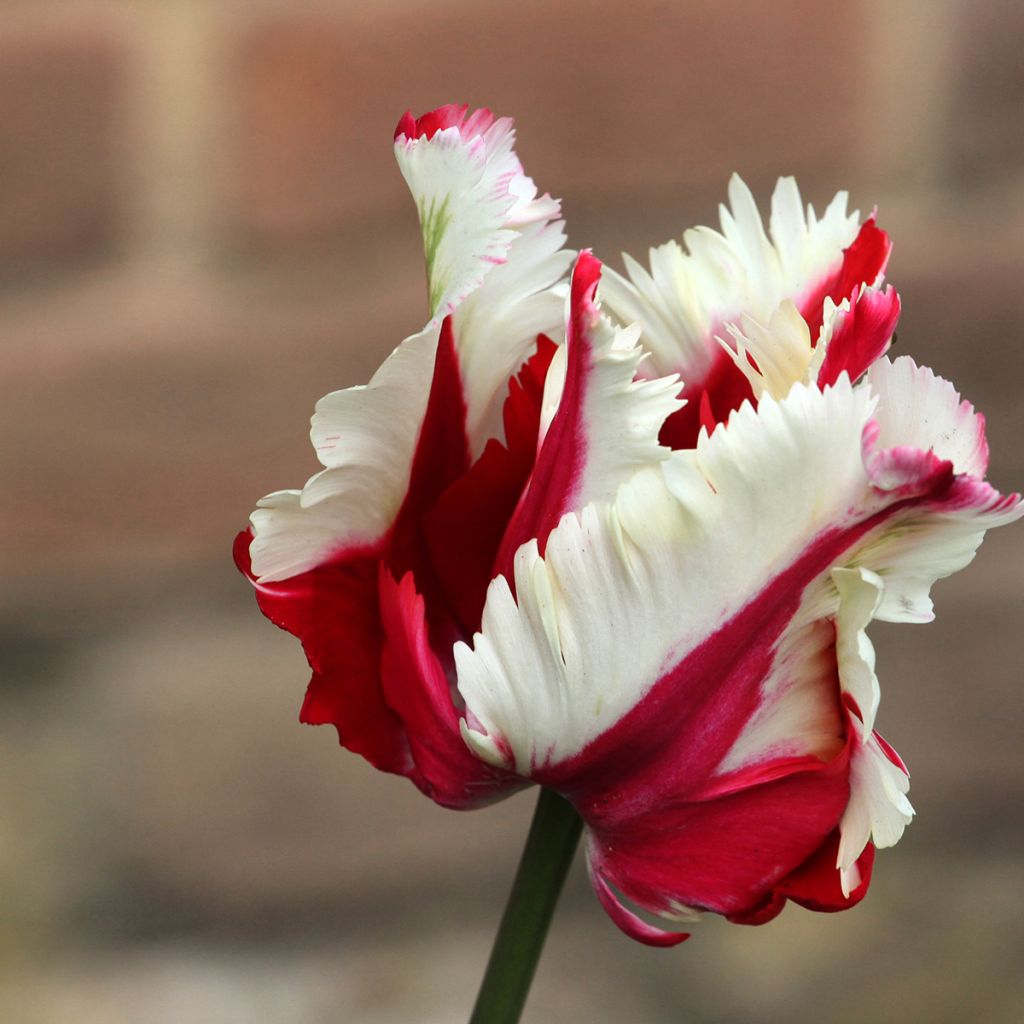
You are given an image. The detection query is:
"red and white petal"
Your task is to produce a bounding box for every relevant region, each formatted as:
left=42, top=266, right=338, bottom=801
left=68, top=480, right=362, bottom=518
left=493, top=252, right=682, bottom=576
left=854, top=357, right=1019, bottom=624
left=800, top=218, right=892, bottom=343
left=395, top=105, right=572, bottom=452
left=600, top=175, right=861, bottom=382
left=394, top=106, right=521, bottom=321
left=815, top=285, right=900, bottom=389
left=252, top=326, right=439, bottom=583
left=456, top=373, right=1017, bottom=924
left=457, top=380, right=878, bottom=775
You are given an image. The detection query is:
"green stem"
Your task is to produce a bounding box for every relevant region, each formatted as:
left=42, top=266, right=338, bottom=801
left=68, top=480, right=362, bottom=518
left=469, top=787, right=583, bottom=1024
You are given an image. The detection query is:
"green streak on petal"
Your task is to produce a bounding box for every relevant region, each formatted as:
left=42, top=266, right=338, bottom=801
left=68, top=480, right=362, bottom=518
left=418, top=193, right=452, bottom=315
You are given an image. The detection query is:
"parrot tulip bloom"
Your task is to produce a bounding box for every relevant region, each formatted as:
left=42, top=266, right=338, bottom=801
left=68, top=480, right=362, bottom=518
left=236, top=104, right=1021, bottom=948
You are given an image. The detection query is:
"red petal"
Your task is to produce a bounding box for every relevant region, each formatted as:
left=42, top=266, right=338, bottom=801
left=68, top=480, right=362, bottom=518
left=233, top=530, right=411, bottom=776
left=589, top=865, right=690, bottom=947
left=423, top=336, right=556, bottom=632
left=492, top=252, right=605, bottom=575
left=801, top=218, right=892, bottom=343
left=587, top=753, right=851, bottom=920
left=817, top=286, right=901, bottom=388
left=394, top=104, right=496, bottom=141
left=388, top=317, right=472, bottom=656
left=378, top=570, right=521, bottom=808
left=658, top=346, right=753, bottom=450
left=779, top=831, right=875, bottom=913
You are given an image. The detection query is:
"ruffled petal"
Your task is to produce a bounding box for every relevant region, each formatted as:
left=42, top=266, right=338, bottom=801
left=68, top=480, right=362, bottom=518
left=457, top=372, right=1018, bottom=928
left=239, top=320, right=473, bottom=776
left=395, top=104, right=572, bottom=451
left=600, top=175, right=861, bottom=381
left=494, top=252, right=682, bottom=578
left=857, top=357, right=1016, bottom=624
left=233, top=529, right=410, bottom=775
left=253, top=326, right=438, bottom=583
left=601, top=177, right=892, bottom=449
left=378, top=570, right=520, bottom=808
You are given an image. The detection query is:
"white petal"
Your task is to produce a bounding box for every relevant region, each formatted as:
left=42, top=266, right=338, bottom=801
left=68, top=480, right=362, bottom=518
left=838, top=733, right=914, bottom=895
left=250, top=326, right=438, bottom=582
left=832, top=566, right=884, bottom=733
left=453, top=218, right=573, bottom=450
left=867, top=355, right=989, bottom=478
left=601, top=175, right=860, bottom=379
left=719, top=299, right=814, bottom=401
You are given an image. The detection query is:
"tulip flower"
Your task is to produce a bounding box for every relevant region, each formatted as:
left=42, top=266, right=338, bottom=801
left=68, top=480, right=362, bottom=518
left=236, top=104, right=1020, bottom=1021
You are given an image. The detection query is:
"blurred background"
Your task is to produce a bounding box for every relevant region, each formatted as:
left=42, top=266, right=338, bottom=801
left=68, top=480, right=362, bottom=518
left=2, top=1, right=1023, bottom=1021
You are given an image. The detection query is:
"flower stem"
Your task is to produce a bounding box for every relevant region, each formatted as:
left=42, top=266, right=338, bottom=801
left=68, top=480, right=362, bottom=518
left=469, top=787, right=583, bottom=1024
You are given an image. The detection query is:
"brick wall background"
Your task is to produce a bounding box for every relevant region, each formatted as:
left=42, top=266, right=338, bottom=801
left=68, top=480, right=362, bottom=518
left=2, top=2, right=1023, bottom=1021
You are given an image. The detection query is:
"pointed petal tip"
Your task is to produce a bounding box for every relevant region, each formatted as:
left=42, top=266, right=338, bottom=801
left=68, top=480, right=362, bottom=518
left=590, top=868, right=691, bottom=948
left=394, top=103, right=497, bottom=142
left=232, top=527, right=255, bottom=578
left=572, top=248, right=602, bottom=294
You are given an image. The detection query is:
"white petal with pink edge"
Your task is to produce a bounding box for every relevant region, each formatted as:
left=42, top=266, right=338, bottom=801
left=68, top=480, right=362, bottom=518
left=599, top=175, right=861, bottom=379
left=395, top=111, right=522, bottom=321
left=853, top=355, right=1015, bottom=623
left=867, top=355, right=989, bottom=477
left=395, top=107, right=572, bottom=452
